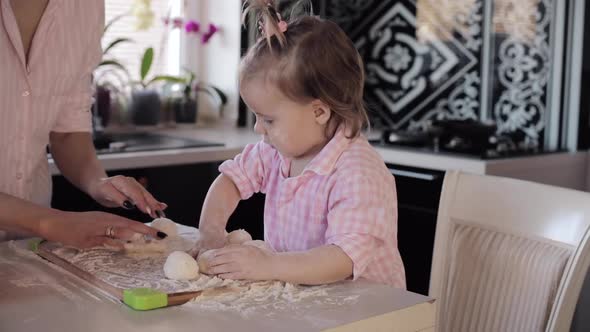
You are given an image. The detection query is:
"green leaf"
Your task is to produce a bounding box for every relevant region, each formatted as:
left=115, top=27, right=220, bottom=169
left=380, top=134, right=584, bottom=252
left=103, top=38, right=134, bottom=55
left=146, top=75, right=186, bottom=86
left=97, top=59, right=129, bottom=73
left=188, top=72, right=196, bottom=86
left=196, top=85, right=228, bottom=106
left=182, top=67, right=196, bottom=85
left=140, top=47, right=154, bottom=82
left=210, top=86, right=228, bottom=105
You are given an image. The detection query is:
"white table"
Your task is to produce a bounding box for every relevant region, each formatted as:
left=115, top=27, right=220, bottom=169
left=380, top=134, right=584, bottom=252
left=0, top=240, right=436, bottom=332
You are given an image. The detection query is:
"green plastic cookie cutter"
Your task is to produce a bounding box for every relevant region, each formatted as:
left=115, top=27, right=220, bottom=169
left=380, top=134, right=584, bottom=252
left=28, top=238, right=43, bottom=253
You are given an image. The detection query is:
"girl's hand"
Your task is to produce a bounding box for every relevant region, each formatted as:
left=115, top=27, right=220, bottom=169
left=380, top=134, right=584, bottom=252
left=207, top=244, right=277, bottom=281
left=87, top=176, right=167, bottom=218
left=39, top=211, right=165, bottom=249
left=188, top=229, right=227, bottom=257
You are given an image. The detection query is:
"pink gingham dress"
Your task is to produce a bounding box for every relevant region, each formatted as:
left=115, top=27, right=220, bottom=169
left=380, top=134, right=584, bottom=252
left=220, top=128, right=406, bottom=288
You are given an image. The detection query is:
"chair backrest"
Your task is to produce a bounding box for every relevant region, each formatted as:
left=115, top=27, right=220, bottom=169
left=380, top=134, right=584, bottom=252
left=429, top=170, right=590, bottom=332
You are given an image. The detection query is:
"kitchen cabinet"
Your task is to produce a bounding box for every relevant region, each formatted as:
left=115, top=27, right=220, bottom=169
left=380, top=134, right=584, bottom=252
left=52, top=163, right=219, bottom=225
left=388, top=164, right=445, bottom=296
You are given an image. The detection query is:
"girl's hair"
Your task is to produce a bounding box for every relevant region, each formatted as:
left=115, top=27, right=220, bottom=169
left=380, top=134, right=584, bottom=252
left=240, top=0, right=369, bottom=138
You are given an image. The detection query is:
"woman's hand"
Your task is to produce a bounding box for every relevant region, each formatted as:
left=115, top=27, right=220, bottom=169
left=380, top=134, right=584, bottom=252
left=206, top=244, right=277, bottom=281
left=87, top=176, right=167, bottom=218
left=38, top=211, right=166, bottom=249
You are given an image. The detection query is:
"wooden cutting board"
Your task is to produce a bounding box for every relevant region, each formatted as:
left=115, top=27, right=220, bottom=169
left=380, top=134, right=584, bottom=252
left=35, top=240, right=224, bottom=310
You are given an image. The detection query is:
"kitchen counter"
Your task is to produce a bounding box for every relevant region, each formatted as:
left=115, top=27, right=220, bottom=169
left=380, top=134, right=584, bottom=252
left=49, top=124, right=261, bottom=176
left=0, top=240, right=436, bottom=332
left=49, top=123, right=589, bottom=191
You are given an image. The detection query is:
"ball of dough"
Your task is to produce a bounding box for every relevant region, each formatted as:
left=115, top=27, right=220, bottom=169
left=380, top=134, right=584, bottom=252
left=124, top=239, right=166, bottom=254
left=151, top=218, right=178, bottom=237
left=197, top=249, right=218, bottom=275
left=129, top=232, right=144, bottom=242
left=226, top=229, right=252, bottom=245
left=163, top=251, right=199, bottom=280
left=243, top=240, right=273, bottom=252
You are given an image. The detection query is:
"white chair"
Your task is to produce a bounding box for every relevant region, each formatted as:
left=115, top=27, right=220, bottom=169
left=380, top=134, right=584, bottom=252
left=429, top=170, right=590, bottom=332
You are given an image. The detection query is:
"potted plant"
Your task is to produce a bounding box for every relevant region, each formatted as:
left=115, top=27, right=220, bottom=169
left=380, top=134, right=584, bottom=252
left=93, top=12, right=134, bottom=128
left=128, top=47, right=185, bottom=125
left=171, top=69, right=228, bottom=124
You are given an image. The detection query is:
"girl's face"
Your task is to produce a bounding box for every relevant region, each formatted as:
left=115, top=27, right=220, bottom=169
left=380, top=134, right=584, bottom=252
left=240, top=77, right=331, bottom=161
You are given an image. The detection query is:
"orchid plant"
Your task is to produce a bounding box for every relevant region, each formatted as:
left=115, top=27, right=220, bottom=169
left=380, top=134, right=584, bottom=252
left=180, top=68, right=228, bottom=108
left=162, top=16, right=219, bottom=44
left=94, top=1, right=224, bottom=125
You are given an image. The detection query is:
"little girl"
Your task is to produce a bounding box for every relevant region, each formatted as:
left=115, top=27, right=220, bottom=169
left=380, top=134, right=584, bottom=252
left=194, top=0, right=405, bottom=288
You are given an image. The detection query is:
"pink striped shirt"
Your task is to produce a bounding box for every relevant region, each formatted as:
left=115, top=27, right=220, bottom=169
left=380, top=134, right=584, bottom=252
left=220, top=129, right=406, bottom=288
left=0, top=1, right=103, bottom=207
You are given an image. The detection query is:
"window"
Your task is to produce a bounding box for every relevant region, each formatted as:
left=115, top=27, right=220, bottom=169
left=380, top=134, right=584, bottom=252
left=96, top=0, right=182, bottom=86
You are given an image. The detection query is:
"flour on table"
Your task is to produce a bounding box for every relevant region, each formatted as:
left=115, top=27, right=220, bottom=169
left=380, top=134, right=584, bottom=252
left=186, top=281, right=359, bottom=318
left=6, top=241, right=102, bottom=302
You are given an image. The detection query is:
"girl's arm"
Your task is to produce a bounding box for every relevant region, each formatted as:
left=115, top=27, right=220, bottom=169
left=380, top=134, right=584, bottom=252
left=271, top=245, right=353, bottom=285
left=194, top=141, right=275, bottom=254
left=196, top=174, right=242, bottom=250
left=209, top=244, right=353, bottom=285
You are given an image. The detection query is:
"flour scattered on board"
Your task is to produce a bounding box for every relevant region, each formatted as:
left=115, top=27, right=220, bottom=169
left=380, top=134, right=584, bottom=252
left=186, top=281, right=360, bottom=317
left=44, top=226, right=237, bottom=294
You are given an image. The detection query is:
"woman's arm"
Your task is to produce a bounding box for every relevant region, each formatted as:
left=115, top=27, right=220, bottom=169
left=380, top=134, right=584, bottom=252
left=50, top=132, right=167, bottom=217
left=0, top=192, right=54, bottom=236
left=0, top=192, right=162, bottom=248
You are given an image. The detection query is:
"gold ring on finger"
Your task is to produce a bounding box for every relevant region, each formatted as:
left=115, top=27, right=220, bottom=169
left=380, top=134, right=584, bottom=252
left=105, top=225, right=115, bottom=238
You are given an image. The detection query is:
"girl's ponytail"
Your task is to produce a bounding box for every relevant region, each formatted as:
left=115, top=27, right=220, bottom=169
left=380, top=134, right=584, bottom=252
left=242, top=0, right=287, bottom=47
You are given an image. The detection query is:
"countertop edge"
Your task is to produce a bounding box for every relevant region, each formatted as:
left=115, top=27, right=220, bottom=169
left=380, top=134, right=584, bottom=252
left=48, top=126, right=587, bottom=181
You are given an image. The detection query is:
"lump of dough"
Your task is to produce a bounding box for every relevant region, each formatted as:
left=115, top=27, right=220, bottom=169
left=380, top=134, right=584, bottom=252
left=197, top=249, right=218, bottom=275
left=151, top=218, right=178, bottom=237
left=128, top=232, right=144, bottom=243
left=243, top=240, right=273, bottom=252
left=163, top=251, right=199, bottom=280
left=226, top=229, right=252, bottom=245
left=124, top=239, right=166, bottom=253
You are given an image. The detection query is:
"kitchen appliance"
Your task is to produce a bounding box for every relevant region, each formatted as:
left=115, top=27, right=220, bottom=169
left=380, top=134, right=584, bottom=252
left=378, top=119, right=546, bottom=159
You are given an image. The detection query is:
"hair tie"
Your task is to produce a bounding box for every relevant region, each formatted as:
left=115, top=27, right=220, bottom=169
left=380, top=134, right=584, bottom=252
left=258, top=3, right=288, bottom=35
left=277, top=20, right=288, bottom=33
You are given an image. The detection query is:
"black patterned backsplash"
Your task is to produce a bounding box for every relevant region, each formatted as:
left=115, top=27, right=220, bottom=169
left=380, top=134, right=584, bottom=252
left=307, top=0, right=557, bottom=148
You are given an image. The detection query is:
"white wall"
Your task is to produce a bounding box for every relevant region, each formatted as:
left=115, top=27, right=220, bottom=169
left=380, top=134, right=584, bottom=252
left=184, top=0, right=242, bottom=124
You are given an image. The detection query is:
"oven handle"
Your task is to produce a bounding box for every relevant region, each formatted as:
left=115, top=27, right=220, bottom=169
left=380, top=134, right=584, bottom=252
left=387, top=167, right=442, bottom=181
